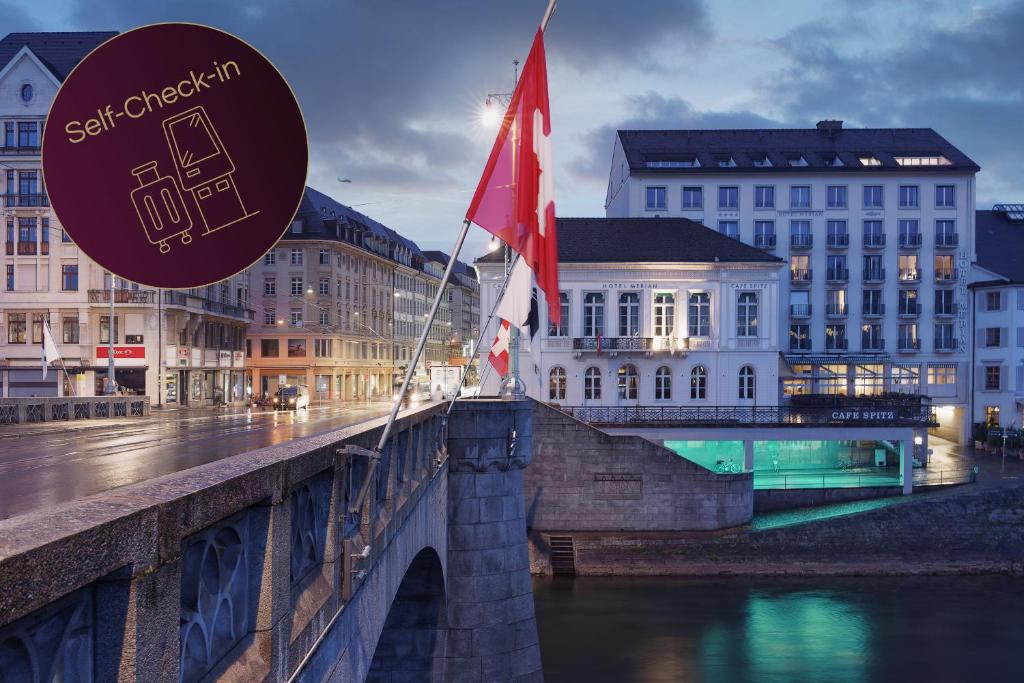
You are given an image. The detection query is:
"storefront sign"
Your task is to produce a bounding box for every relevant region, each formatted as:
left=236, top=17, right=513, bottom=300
left=830, top=410, right=896, bottom=421
left=177, top=346, right=190, bottom=366
left=191, top=348, right=202, bottom=367
left=204, top=349, right=218, bottom=367
left=232, top=351, right=244, bottom=368
left=218, top=350, right=231, bottom=367
left=95, top=345, right=146, bottom=359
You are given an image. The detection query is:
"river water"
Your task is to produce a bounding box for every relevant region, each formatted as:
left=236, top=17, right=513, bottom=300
left=533, top=575, right=1024, bottom=683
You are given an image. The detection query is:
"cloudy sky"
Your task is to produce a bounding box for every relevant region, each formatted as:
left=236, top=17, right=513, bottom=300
left=6, top=0, right=1023, bottom=260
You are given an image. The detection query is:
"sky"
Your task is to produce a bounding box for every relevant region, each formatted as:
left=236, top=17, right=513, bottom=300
left=5, top=0, right=1023, bottom=261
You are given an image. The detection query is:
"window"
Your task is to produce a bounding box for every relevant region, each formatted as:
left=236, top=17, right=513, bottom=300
left=17, top=122, right=37, bottom=147
left=736, top=292, right=758, bottom=337
left=290, top=248, right=303, bottom=265
left=715, top=155, right=736, bottom=168
left=264, top=310, right=275, bottom=325
left=898, top=254, right=920, bottom=281
left=653, top=293, right=675, bottom=337
left=655, top=367, right=672, bottom=400
left=61, top=264, right=78, bottom=291
left=863, top=220, right=884, bottom=247
left=899, top=185, right=919, bottom=208
left=264, top=279, right=276, bottom=295
left=645, top=156, right=699, bottom=168
left=935, top=255, right=955, bottom=280
left=690, top=365, right=708, bottom=399
left=935, top=289, right=955, bottom=315
left=790, top=324, right=810, bottom=350
left=617, top=365, right=639, bottom=400
left=827, top=220, right=848, bottom=246
left=827, top=185, right=847, bottom=208
left=826, top=289, right=847, bottom=315
left=718, top=221, right=739, bottom=240
left=290, top=311, right=303, bottom=327
left=862, top=324, right=883, bottom=350
left=290, top=277, right=303, bottom=296
left=826, top=324, right=847, bottom=350
left=738, top=366, right=755, bottom=400
left=791, top=255, right=810, bottom=280
left=3, top=122, right=12, bottom=147
left=314, top=338, right=332, bottom=357
left=264, top=251, right=276, bottom=265
left=62, top=316, right=79, bottom=344
left=7, top=312, right=26, bottom=343
left=583, top=293, right=604, bottom=337
left=718, top=186, right=739, bottom=209
left=985, top=366, right=1001, bottom=391
left=318, top=278, right=329, bottom=295
left=935, top=324, right=955, bottom=350
left=936, top=220, right=957, bottom=246
left=985, top=328, right=1002, bottom=347
left=99, top=315, right=119, bottom=344
left=895, top=155, right=951, bottom=166
left=681, top=186, right=703, bottom=209
left=986, top=291, right=1002, bottom=311
left=935, top=185, right=955, bottom=208
left=928, top=365, right=955, bottom=385
left=790, top=220, right=810, bottom=248
left=898, top=219, right=920, bottom=247
left=786, top=154, right=808, bottom=167
left=899, top=289, right=920, bottom=315
left=754, top=221, right=775, bottom=248
left=688, top=292, right=710, bottom=337
left=261, top=339, right=279, bottom=357
left=752, top=154, right=772, bottom=168
left=549, top=292, right=569, bottom=337
left=827, top=255, right=848, bottom=281
left=645, top=186, right=667, bottom=211
left=790, top=185, right=811, bottom=209
left=859, top=155, right=881, bottom=166
left=986, top=406, right=1001, bottom=426
left=863, top=289, right=884, bottom=315
left=618, top=292, right=640, bottom=336
left=319, top=312, right=329, bottom=326
left=754, top=185, right=774, bottom=208
left=584, top=367, right=601, bottom=400
left=899, top=323, right=920, bottom=349
left=864, top=254, right=884, bottom=281
left=863, top=185, right=883, bottom=208
left=319, top=249, right=330, bottom=265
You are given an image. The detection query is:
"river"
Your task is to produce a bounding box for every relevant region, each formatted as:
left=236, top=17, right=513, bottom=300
left=532, top=575, right=1024, bottom=683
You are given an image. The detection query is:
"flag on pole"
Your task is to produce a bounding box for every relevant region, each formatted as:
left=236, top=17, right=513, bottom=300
left=495, top=258, right=539, bottom=339
left=41, top=321, right=61, bottom=380
left=488, top=319, right=511, bottom=377
left=466, top=28, right=559, bottom=324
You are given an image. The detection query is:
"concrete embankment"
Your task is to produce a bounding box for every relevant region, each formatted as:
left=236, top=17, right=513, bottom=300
left=529, top=483, right=1024, bottom=576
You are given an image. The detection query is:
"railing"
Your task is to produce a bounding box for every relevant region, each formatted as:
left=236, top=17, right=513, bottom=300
left=0, top=145, right=41, bottom=155
left=1, top=193, right=48, bottom=207
left=935, top=303, right=958, bottom=317
left=934, top=338, right=958, bottom=352
left=898, top=270, right=921, bottom=283
left=791, top=269, right=812, bottom=282
left=826, top=304, right=848, bottom=316
left=862, top=338, right=885, bottom=351
left=863, top=269, right=886, bottom=282
left=790, top=304, right=811, bottom=317
left=87, top=289, right=156, bottom=304
left=826, top=268, right=849, bottom=282
left=826, top=338, right=849, bottom=350
left=863, top=235, right=886, bottom=248
left=0, top=396, right=150, bottom=424
left=573, top=337, right=653, bottom=351
left=898, top=338, right=921, bottom=351
left=202, top=298, right=252, bottom=320
left=15, top=242, right=35, bottom=255
left=898, top=304, right=922, bottom=316
left=863, top=304, right=885, bottom=316
left=754, top=235, right=777, bottom=249
left=790, top=234, right=812, bottom=249
left=827, top=234, right=849, bottom=248
left=935, top=233, right=959, bottom=248
left=561, top=404, right=936, bottom=427
left=3, top=241, right=11, bottom=255
left=756, top=472, right=901, bottom=490
left=935, top=269, right=957, bottom=282
left=898, top=234, right=923, bottom=248
left=912, top=466, right=978, bottom=487
left=789, top=340, right=812, bottom=351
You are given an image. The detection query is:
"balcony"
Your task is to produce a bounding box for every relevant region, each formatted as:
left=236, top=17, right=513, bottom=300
left=898, top=234, right=923, bottom=249
left=935, top=269, right=957, bottom=283
left=935, top=303, right=958, bottom=317
left=863, top=234, right=886, bottom=249
left=16, top=242, right=36, bottom=255
left=827, top=234, right=849, bottom=249
left=4, top=241, right=12, bottom=255
left=789, top=339, right=812, bottom=351
left=863, top=304, right=886, bottom=317
left=789, top=303, right=812, bottom=318
left=40, top=241, right=48, bottom=255
left=790, top=234, right=813, bottom=250
left=863, top=269, right=886, bottom=283
left=934, top=338, right=958, bottom=353
left=825, top=303, right=848, bottom=317
left=935, top=233, right=959, bottom=249
left=88, top=289, right=156, bottom=304
left=573, top=337, right=653, bottom=353
left=826, top=338, right=849, bottom=351
left=1, top=193, right=49, bottom=208
left=754, top=234, right=777, bottom=250
left=826, top=268, right=849, bottom=283
left=898, top=338, right=921, bottom=352
left=0, top=145, right=41, bottom=156
left=898, top=303, right=922, bottom=317
left=791, top=269, right=812, bottom=284
left=898, top=270, right=921, bottom=283
left=861, top=337, right=886, bottom=352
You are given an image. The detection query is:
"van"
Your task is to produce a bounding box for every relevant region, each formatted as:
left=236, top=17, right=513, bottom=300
left=273, top=385, right=310, bottom=410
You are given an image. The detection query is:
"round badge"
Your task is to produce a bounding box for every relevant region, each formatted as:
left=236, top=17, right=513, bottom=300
left=42, top=23, right=307, bottom=288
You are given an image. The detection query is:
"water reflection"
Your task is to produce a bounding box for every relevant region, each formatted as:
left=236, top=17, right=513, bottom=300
left=533, top=576, right=1024, bottom=683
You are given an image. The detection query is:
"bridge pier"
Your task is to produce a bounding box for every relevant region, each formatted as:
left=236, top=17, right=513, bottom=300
left=446, top=400, right=544, bottom=683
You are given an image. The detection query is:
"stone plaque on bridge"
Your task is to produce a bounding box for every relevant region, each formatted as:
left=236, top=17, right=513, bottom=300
left=594, top=473, right=643, bottom=498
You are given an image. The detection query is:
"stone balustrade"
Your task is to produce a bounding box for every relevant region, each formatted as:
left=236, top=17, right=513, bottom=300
left=0, top=395, right=150, bottom=424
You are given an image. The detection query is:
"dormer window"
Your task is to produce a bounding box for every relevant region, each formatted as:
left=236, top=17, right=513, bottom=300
left=715, top=155, right=736, bottom=168
left=824, top=154, right=844, bottom=167
left=645, top=155, right=700, bottom=168
left=751, top=154, right=772, bottom=168
left=894, top=155, right=951, bottom=166
left=858, top=155, right=882, bottom=166
left=20, top=83, right=33, bottom=103
left=786, top=154, right=808, bottom=167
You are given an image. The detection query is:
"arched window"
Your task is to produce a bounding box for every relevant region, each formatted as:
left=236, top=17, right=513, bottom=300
left=617, top=364, right=639, bottom=400
left=549, top=367, right=567, bottom=401
left=618, top=292, right=640, bottom=336
left=739, top=365, right=756, bottom=400
left=655, top=366, right=672, bottom=400
left=737, top=292, right=759, bottom=337
left=688, top=292, right=710, bottom=337
left=690, top=365, right=707, bottom=400
left=584, top=367, right=601, bottom=400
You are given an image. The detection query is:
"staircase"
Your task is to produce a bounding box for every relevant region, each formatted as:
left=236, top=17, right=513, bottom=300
left=549, top=535, right=576, bottom=575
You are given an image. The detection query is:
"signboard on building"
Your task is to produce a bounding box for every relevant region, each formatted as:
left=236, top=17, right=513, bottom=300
left=204, top=350, right=218, bottom=367
left=95, top=346, right=145, bottom=359
left=177, top=346, right=190, bottom=366
left=232, top=351, right=244, bottom=368
left=191, top=349, right=202, bottom=367
left=830, top=409, right=897, bottom=422
left=218, top=350, right=232, bottom=367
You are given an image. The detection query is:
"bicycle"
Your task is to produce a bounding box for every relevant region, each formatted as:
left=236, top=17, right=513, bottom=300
left=714, top=458, right=741, bottom=474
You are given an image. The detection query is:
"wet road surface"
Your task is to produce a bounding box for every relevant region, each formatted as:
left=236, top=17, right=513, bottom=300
left=0, top=402, right=394, bottom=521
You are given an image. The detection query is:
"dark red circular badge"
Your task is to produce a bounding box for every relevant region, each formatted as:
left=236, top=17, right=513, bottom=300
left=43, top=23, right=307, bottom=288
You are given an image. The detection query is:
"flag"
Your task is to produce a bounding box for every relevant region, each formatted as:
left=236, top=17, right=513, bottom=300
left=495, top=258, right=539, bottom=339
left=488, top=319, right=511, bottom=377
left=466, top=28, right=559, bottom=324
left=41, top=321, right=61, bottom=380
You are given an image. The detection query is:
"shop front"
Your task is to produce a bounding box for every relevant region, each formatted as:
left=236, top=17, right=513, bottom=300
left=94, top=345, right=147, bottom=395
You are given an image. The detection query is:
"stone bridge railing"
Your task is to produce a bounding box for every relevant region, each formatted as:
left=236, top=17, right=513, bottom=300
left=0, top=395, right=150, bottom=424
left=0, top=402, right=449, bottom=682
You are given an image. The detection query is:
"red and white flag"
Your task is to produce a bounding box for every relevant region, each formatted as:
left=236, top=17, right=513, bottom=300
left=488, top=319, right=511, bottom=377
left=467, top=28, right=559, bottom=324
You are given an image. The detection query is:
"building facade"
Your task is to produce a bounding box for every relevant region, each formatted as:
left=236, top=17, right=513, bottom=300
left=971, top=205, right=1024, bottom=429
left=476, top=217, right=783, bottom=407
left=424, top=250, right=481, bottom=371
left=606, top=123, right=978, bottom=442
left=0, top=32, right=250, bottom=404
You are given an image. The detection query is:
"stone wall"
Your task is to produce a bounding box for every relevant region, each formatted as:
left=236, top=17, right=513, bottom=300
left=526, top=402, right=752, bottom=533
left=754, top=486, right=902, bottom=512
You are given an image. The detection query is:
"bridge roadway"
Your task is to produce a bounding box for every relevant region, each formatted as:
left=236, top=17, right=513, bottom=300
left=0, top=402, right=393, bottom=520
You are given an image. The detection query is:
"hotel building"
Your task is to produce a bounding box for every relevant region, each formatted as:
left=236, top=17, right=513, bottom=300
left=605, top=122, right=978, bottom=442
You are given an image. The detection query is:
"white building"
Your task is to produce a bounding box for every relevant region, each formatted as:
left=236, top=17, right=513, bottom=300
left=971, top=205, right=1024, bottom=429
left=476, top=217, right=783, bottom=406
left=605, top=122, right=978, bottom=442
left=0, top=32, right=251, bottom=403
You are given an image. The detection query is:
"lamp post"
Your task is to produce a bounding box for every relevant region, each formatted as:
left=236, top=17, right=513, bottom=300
left=106, top=274, right=116, bottom=394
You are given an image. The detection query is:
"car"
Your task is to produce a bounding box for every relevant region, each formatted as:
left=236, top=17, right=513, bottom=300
left=273, top=385, right=309, bottom=410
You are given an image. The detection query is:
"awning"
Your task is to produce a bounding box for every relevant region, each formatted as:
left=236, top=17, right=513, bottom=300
left=784, top=354, right=892, bottom=365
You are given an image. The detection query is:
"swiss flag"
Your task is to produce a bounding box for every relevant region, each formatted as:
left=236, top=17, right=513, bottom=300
left=467, top=29, right=559, bottom=324
left=488, top=319, right=511, bottom=378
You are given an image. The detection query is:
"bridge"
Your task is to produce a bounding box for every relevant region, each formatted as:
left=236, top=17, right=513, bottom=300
left=0, top=400, right=543, bottom=683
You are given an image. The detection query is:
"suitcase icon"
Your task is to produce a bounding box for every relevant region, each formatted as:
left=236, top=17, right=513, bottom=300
left=130, top=161, right=194, bottom=254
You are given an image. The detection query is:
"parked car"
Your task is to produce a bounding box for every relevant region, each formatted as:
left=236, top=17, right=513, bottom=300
left=273, top=385, right=309, bottom=411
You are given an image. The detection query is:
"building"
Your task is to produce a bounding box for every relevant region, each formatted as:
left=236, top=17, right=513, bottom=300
left=971, top=204, right=1024, bottom=429
left=606, top=122, right=979, bottom=442
left=423, top=250, right=481, bottom=370
left=476, top=217, right=783, bottom=406
left=0, top=32, right=251, bottom=403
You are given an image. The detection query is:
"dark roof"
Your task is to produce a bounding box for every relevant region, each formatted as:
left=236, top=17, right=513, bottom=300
left=477, top=217, right=782, bottom=264
left=975, top=208, right=1024, bottom=284
left=424, top=250, right=477, bottom=282
left=617, top=127, right=979, bottom=173
left=0, top=32, right=116, bottom=80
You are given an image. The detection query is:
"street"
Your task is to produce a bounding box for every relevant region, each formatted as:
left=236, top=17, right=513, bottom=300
left=0, top=401, right=395, bottom=521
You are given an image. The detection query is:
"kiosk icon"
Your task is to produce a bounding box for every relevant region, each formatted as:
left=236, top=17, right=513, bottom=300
left=162, top=106, right=258, bottom=235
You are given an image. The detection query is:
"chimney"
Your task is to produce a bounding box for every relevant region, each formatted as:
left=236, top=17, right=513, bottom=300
left=816, top=120, right=843, bottom=132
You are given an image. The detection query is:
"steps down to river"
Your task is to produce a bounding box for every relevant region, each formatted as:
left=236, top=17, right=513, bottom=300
left=549, top=536, right=576, bottom=575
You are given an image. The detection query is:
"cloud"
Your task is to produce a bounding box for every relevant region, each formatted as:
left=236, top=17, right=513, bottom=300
left=0, top=1, right=41, bottom=31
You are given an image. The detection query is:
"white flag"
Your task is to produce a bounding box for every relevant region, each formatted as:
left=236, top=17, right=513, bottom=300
left=495, top=258, right=538, bottom=338
left=42, top=321, right=61, bottom=380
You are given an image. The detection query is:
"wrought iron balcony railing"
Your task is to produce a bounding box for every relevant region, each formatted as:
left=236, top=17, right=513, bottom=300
left=827, top=234, right=849, bottom=248
left=573, top=337, right=653, bottom=352
left=863, top=234, right=886, bottom=248
left=1, top=193, right=49, bottom=207
left=935, top=233, right=959, bottom=248
left=561, top=404, right=936, bottom=428
left=790, top=234, right=812, bottom=250
left=87, top=289, right=156, bottom=304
